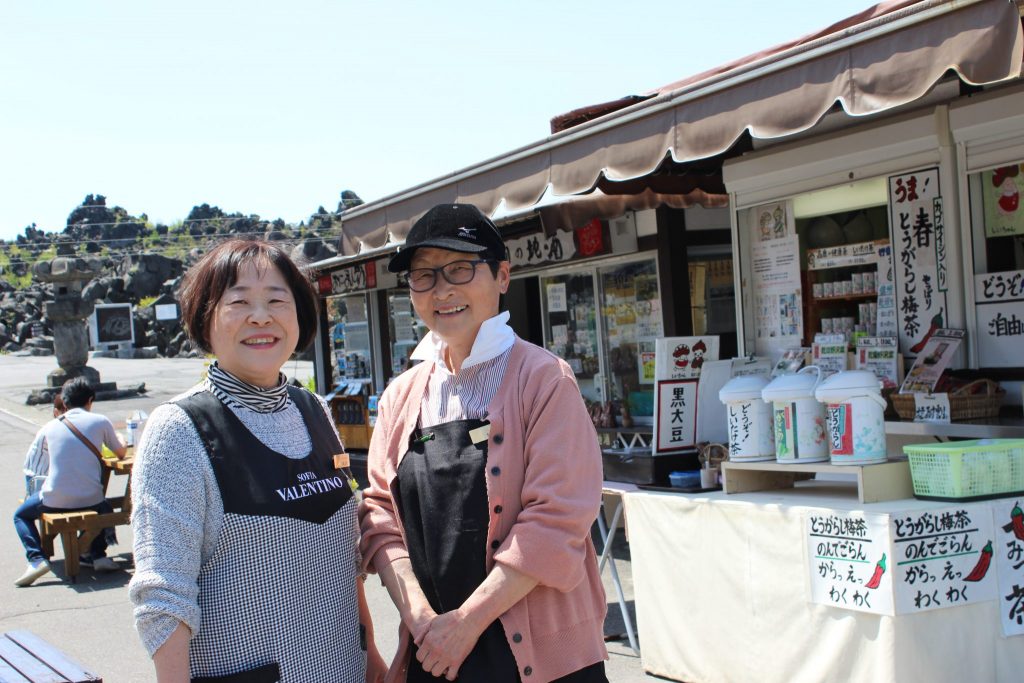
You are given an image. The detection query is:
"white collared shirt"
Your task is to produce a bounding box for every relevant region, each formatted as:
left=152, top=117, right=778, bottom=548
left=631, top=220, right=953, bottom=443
left=411, top=311, right=515, bottom=427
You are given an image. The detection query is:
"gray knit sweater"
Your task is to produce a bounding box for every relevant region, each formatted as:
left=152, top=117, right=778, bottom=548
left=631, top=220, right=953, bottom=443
left=128, top=383, right=358, bottom=658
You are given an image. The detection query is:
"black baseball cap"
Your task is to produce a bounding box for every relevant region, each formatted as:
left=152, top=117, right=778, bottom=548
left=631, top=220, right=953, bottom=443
left=387, top=203, right=508, bottom=273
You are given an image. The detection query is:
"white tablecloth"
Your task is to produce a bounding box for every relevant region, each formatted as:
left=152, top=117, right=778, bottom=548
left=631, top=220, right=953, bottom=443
left=624, top=482, right=1024, bottom=683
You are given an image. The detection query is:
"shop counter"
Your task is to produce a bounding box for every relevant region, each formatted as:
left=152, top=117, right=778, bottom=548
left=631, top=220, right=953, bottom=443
left=886, top=417, right=1024, bottom=440
left=624, top=482, right=1023, bottom=683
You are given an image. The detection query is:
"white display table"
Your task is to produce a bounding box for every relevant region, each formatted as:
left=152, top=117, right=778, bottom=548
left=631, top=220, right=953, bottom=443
left=624, top=482, right=1024, bottom=683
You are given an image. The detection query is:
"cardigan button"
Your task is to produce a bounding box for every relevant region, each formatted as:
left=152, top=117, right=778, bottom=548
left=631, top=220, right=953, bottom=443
left=494, top=504, right=503, bottom=514
left=512, top=633, right=523, bottom=643
left=523, top=666, right=533, bottom=676
left=493, top=433, right=504, bottom=444
left=491, top=466, right=501, bottom=476
left=491, top=540, right=500, bottom=550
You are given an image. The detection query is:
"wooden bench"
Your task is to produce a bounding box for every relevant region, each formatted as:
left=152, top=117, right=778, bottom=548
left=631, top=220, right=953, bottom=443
left=38, top=461, right=133, bottom=582
left=0, top=631, right=101, bottom=682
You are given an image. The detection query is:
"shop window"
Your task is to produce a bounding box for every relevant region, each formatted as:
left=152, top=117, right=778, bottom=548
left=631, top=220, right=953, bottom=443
left=967, top=162, right=1024, bottom=368
left=327, top=294, right=372, bottom=384
left=598, top=260, right=663, bottom=422
left=387, top=292, right=426, bottom=378
left=540, top=272, right=600, bottom=403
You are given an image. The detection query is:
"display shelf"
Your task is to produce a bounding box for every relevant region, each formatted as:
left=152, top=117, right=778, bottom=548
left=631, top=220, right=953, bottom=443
left=811, top=292, right=877, bottom=303
left=721, top=458, right=913, bottom=504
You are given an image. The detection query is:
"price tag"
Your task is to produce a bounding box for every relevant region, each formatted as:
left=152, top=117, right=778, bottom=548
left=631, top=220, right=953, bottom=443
left=913, top=393, right=951, bottom=423
left=333, top=452, right=350, bottom=469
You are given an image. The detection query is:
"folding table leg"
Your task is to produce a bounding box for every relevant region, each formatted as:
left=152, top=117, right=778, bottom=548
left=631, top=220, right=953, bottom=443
left=597, top=499, right=640, bottom=655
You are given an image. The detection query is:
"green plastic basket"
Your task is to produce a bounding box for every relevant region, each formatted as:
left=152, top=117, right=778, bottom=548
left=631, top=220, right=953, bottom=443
left=903, top=439, right=1024, bottom=501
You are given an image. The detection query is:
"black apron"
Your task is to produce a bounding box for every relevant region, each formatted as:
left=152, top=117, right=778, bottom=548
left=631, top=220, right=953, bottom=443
left=397, top=418, right=519, bottom=683
left=397, top=418, right=609, bottom=683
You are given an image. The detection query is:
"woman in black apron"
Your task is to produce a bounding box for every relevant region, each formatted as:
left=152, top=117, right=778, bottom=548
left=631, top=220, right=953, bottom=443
left=129, top=240, right=385, bottom=683
left=361, top=205, right=609, bottom=683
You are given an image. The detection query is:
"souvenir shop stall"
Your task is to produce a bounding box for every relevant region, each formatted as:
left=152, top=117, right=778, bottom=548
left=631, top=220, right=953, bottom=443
left=598, top=2, right=1024, bottom=682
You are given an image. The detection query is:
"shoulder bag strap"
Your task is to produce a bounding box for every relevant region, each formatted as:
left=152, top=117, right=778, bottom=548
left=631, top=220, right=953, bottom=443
left=59, top=415, right=105, bottom=462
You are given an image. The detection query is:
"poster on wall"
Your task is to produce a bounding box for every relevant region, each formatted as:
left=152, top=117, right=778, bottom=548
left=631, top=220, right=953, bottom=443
left=991, top=499, right=1024, bottom=636
left=888, top=168, right=948, bottom=356
left=749, top=200, right=793, bottom=242
left=806, top=510, right=894, bottom=615
left=892, top=505, right=997, bottom=615
left=982, top=164, right=1024, bottom=238
left=751, top=234, right=803, bottom=358
left=974, top=270, right=1024, bottom=367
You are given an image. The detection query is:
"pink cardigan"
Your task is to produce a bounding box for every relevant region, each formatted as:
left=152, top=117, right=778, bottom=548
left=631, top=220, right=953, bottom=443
left=359, top=338, right=608, bottom=683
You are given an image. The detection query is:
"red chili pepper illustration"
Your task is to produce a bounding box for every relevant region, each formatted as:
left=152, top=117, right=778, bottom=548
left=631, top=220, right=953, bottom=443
left=964, top=541, right=993, bottom=582
left=909, top=309, right=944, bottom=354
left=864, top=553, right=886, bottom=590
left=1000, top=502, right=1024, bottom=541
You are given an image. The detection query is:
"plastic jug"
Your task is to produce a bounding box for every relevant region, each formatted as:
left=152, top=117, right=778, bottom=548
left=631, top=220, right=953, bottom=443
left=814, top=370, right=888, bottom=465
left=761, top=366, right=829, bottom=464
left=719, top=375, right=775, bottom=462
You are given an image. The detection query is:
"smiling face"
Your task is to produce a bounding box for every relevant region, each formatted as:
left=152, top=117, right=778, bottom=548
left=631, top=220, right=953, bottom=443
left=208, top=260, right=300, bottom=388
left=408, top=247, right=510, bottom=364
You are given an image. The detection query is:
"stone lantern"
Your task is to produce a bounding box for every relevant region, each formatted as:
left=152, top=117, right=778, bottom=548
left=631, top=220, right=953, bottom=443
left=32, top=256, right=105, bottom=388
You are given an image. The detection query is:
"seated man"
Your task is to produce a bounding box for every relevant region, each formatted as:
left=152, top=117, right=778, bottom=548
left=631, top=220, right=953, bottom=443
left=21, top=394, right=66, bottom=497
left=13, top=377, right=127, bottom=586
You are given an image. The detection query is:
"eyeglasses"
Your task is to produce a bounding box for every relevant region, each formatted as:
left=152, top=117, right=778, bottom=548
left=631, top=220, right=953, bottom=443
left=402, top=259, right=493, bottom=292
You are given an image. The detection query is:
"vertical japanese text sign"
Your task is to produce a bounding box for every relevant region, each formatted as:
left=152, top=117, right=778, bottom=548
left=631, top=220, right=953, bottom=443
left=888, top=168, right=948, bottom=355
left=806, top=511, right=894, bottom=615
left=992, top=499, right=1024, bottom=636
left=892, top=505, right=996, bottom=614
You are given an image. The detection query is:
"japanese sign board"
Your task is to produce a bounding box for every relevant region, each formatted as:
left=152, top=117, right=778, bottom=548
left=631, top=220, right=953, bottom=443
left=856, top=337, right=899, bottom=389
left=807, top=239, right=887, bottom=271
left=913, top=393, right=951, bottom=423
left=875, top=243, right=899, bottom=338
left=807, top=511, right=894, bottom=615
left=323, top=261, right=378, bottom=296
left=892, top=505, right=997, bottom=615
left=992, top=498, right=1024, bottom=636
left=982, top=165, right=1024, bottom=238
left=811, top=333, right=848, bottom=377
left=508, top=229, right=578, bottom=269
left=652, top=336, right=719, bottom=454
left=888, top=168, right=948, bottom=356
left=654, top=379, right=698, bottom=453
left=91, top=304, right=134, bottom=346
left=974, top=269, right=1024, bottom=367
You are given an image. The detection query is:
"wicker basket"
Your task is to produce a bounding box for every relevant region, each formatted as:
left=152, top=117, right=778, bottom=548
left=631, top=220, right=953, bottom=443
left=891, top=379, right=1004, bottom=421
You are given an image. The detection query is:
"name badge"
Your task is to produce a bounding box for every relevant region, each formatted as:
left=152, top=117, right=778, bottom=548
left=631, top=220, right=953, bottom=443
left=469, top=424, right=490, bottom=445
left=333, top=452, right=350, bottom=469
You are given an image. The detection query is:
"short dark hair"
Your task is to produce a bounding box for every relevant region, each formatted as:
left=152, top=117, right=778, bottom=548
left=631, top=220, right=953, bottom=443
left=61, top=377, right=95, bottom=409
left=177, top=239, right=320, bottom=354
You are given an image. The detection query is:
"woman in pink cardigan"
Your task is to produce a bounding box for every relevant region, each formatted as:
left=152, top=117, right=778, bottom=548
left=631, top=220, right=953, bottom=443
left=359, top=204, right=608, bottom=683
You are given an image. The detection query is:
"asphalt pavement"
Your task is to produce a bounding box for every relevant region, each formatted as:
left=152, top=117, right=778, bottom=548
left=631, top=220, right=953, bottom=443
left=0, top=354, right=650, bottom=682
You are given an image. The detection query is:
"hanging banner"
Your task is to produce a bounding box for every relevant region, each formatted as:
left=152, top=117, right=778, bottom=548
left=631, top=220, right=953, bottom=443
left=888, top=168, right=948, bottom=356
left=974, top=269, right=1024, bottom=367
left=806, top=510, right=894, bottom=615
left=982, top=165, right=1024, bottom=238
left=991, top=499, right=1024, bottom=636
left=892, top=505, right=997, bottom=614
left=508, top=229, right=578, bottom=269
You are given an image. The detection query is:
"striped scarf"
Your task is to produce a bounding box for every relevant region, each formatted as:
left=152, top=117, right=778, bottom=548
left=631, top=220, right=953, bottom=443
left=205, top=361, right=290, bottom=413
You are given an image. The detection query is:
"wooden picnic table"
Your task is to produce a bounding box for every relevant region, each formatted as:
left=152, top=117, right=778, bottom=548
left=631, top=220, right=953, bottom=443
left=0, top=630, right=101, bottom=682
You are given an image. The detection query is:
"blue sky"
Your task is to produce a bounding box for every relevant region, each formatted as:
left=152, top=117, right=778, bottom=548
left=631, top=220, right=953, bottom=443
left=0, top=1, right=875, bottom=241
